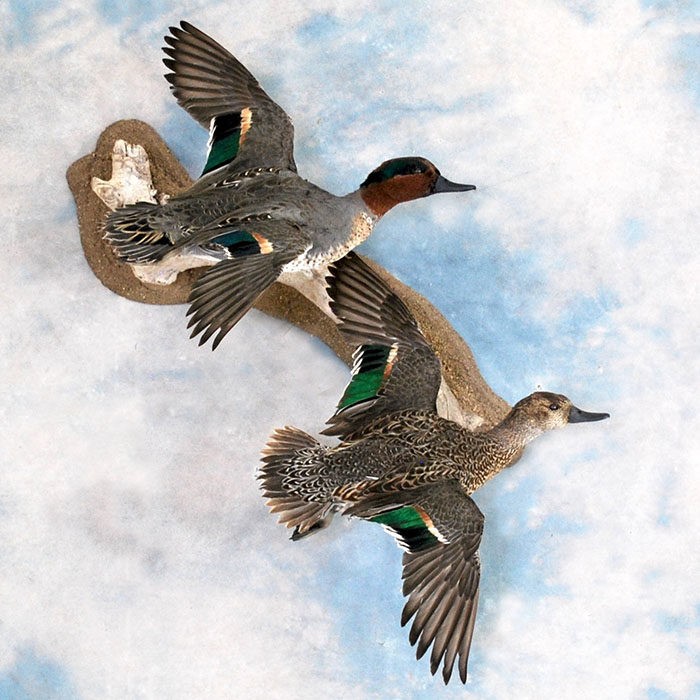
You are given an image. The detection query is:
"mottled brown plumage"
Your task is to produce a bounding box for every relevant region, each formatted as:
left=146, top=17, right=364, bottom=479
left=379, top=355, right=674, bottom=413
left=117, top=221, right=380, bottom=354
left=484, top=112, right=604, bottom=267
left=259, top=252, right=609, bottom=684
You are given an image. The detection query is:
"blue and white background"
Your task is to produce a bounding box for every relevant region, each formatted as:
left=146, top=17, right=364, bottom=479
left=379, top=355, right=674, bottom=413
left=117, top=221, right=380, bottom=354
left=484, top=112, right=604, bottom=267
left=2, top=1, right=699, bottom=698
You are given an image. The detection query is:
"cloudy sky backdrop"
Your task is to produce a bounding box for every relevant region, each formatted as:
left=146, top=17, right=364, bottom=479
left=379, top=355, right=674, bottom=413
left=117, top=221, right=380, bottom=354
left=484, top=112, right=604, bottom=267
left=2, top=1, right=699, bottom=698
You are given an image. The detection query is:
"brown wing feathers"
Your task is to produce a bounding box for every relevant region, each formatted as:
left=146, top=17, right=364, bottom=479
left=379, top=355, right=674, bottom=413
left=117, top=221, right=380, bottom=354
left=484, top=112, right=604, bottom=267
left=401, top=544, right=481, bottom=683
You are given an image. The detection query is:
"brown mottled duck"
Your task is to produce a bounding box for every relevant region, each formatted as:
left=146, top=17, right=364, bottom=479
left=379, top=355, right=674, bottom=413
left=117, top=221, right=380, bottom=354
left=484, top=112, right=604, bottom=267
left=259, top=252, right=609, bottom=683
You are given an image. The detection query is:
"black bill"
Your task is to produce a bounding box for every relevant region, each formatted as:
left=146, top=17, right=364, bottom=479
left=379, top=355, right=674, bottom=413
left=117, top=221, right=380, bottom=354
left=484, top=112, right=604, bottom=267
left=568, top=405, right=610, bottom=423
left=432, top=175, right=476, bottom=194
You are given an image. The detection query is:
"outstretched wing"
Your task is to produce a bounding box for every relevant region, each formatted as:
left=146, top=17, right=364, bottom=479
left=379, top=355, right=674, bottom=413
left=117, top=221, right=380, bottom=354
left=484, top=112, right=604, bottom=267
left=185, top=218, right=310, bottom=349
left=322, top=253, right=442, bottom=437
left=346, top=480, right=484, bottom=684
left=163, top=21, right=296, bottom=177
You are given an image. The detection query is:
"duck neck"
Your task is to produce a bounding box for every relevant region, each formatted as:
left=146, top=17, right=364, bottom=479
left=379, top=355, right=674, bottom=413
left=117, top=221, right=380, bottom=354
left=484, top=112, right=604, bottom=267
left=488, top=410, right=546, bottom=450
left=456, top=412, right=546, bottom=491
left=358, top=183, right=397, bottom=218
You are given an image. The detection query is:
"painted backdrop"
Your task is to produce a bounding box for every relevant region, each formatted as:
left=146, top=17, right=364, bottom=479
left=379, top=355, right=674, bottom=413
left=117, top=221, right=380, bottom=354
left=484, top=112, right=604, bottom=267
left=2, top=1, right=699, bottom=698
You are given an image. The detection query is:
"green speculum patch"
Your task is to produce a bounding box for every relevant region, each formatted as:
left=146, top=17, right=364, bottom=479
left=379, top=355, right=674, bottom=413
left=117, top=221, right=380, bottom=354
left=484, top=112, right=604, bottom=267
left=210, top=230, right=259, bottom=257
left=371, top=506, right=438, bottom=550
left=338, top=345, right=390, bottom=409
left=201, top=111, right=245, bottom=175
left=202, top=131, right=241, bottom=174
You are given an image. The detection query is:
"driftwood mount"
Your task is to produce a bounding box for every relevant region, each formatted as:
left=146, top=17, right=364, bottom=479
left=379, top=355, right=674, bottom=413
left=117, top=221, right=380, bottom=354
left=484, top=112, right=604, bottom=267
left=67, top=119, right=510, bottom=429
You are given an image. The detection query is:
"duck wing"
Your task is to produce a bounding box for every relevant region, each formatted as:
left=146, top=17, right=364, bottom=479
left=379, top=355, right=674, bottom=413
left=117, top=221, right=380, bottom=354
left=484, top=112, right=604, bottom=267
left=185, top=217, right=310, bottom=349
left=345, top=480, right=483, bottom=684
left=322, top=252, right=442, bottom=438
left=163, top=21, right=296, bottom=177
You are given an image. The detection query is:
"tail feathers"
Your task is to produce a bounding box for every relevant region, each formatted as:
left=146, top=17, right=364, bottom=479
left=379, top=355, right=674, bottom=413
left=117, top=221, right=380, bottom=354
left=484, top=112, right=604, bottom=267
left=261, top=426, right=321, bottom=457
left=260, top=427, right=333, bottom=539
left=103, top=202, right=172, bottom=263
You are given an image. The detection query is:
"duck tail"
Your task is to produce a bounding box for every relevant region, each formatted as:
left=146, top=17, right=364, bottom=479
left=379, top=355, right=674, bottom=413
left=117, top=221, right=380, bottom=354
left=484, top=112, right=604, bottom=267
left=259, top=426, right=335, bottom=539
left=103, top=202, right=171, bottom=263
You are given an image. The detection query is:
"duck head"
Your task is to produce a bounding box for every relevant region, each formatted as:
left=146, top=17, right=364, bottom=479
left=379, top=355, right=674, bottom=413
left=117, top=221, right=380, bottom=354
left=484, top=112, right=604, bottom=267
left=508, top=391, right=609, bottom=440
left=359, top=157, right=475, bottom=217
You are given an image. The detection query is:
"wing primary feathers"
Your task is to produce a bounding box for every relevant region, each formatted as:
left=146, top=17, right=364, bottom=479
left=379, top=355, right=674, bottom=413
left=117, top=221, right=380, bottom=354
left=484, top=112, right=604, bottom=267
left=186, top=255, right=281, bottom=349
left=162, top=21, right=296, bottom=171
left=353, top=483, right=484, bottom=684
left=323, top=253, right=442, bottom=438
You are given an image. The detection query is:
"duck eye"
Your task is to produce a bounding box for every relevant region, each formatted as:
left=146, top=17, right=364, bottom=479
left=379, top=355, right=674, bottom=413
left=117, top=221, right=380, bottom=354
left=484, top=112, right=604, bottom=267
left=549, top=403, right=560, bottom=411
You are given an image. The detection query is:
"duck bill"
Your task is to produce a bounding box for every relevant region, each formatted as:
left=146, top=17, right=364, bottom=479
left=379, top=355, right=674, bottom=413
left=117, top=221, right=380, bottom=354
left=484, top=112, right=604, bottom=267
left=432, top=175, right=476, bottom=194
left=568, top=405, right=610, bottom=423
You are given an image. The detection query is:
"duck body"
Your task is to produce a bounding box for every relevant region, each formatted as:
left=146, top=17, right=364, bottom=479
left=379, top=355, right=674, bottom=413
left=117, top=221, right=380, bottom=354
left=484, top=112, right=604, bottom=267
left=276, top=410, right=522, bottom=506
left=103, top=21, right=475, bottom=349
left=259, top=252, right=609, bottom=684
left=111, top=168, right=374, bottom=270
